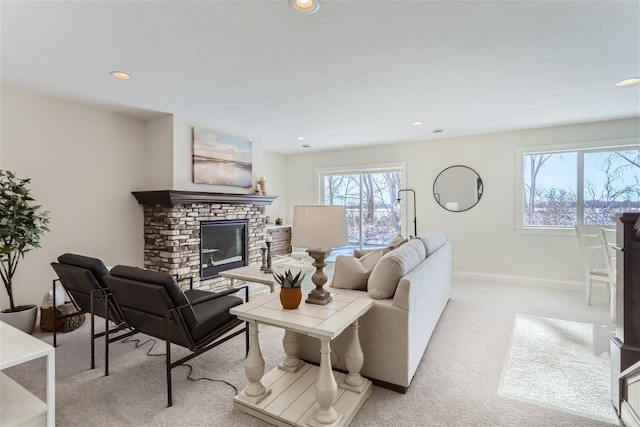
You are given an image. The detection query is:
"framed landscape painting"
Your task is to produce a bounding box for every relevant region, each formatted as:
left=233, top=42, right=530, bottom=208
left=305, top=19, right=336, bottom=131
left=192, top=126, right=253, bottom=187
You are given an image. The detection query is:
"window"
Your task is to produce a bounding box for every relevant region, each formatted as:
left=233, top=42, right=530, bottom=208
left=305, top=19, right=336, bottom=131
left=517, top=139, right=639, bottom=232
left=318, top=164, right=404, bottom=249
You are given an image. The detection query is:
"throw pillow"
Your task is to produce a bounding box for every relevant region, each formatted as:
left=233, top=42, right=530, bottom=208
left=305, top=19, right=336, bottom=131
left=387, top=234, right=408, bottom=249
left=353, top=246, right=393, bottom=258
left=367, top=240, right=424, bottom=299
left=332, top=249, right=384, bottom=290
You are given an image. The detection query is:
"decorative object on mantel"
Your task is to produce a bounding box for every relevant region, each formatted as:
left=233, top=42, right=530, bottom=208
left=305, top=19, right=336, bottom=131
left=396, top=188, right=417, bottom=237
left=264, top=236, right=273, bottom=274
left=192, top=126, right=253, bottom=187
left=291, top=205, right=348, bottom=306
left=260, top=243, right=268, bottom=271
left=0, top=170, right=51, bottom=334
left=274, top=269, right=305, bottom=309
left=275, top=218, right=283, bottom=225
left=258, top=176, right=267, bottom=195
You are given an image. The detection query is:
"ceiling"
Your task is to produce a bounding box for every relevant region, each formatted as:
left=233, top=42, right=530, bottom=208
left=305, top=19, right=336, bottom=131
left=1, top=1, right=638, bottom=154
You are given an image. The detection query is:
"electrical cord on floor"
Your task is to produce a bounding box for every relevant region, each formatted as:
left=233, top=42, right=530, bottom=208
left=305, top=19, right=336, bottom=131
left=175, top=364, right=238, bottom=395
left=120, top=335, right=239, bottom=395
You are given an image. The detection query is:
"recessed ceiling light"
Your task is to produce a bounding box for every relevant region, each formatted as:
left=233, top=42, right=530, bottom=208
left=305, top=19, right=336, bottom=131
left=290, top=0, right=320, bottom=14
left=412, top=121, right=424, bottom=126
left=297, top=137, right=306, bottom=141
left=616, top=77, right=640, bottom=87
left=433, top=129, right=444, bottom=133
left=110, top=71, right=131, bottom=80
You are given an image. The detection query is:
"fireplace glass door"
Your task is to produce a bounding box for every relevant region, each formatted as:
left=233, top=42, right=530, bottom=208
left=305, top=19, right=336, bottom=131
left=200, top=220, right=248, bottom=279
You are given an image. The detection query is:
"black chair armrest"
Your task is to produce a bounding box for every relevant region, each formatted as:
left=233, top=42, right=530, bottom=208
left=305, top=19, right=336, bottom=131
left=178, top=285, right=249, bottom=310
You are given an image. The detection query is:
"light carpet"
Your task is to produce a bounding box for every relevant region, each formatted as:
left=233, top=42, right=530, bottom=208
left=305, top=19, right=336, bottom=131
left=499, top=314, right=617, bottom=424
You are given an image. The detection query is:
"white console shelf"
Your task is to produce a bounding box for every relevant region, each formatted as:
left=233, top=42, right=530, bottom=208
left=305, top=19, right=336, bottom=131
left=0, top=321, right=55, bottom=426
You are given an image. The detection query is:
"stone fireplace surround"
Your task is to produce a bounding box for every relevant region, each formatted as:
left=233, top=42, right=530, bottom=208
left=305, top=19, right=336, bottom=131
left=132, top=190, right=277, bottom=292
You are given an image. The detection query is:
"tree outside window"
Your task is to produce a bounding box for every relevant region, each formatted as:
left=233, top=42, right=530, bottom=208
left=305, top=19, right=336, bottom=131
left=523, top=147, right=640, bottom=227
left=322, top=170, right=402, bottom=248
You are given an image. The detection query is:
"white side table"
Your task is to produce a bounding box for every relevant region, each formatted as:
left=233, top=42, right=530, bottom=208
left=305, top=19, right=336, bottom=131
left=231, top=292, right=374, bottom=427
left=0, top=321, right=55, bottom=426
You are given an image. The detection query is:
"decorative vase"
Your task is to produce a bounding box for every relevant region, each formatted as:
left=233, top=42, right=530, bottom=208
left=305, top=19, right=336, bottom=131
left=280, top=287, right=302, bottom=309
left=0, top=304, right=38, bottom=334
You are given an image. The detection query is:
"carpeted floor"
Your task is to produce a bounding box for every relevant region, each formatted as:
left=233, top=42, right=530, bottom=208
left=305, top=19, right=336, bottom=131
left=3, top=279, right=620, bottom=426
left=499, top=314, right=616, bottom=424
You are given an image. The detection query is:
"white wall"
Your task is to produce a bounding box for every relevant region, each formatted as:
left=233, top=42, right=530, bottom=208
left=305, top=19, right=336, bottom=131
left=0, top=87, right=147, bottom=307
left=143, top=115, right=174, bottom=189
left=262, top=149, right=287, bottom=222
left=285, top=118, right=640, bottom=285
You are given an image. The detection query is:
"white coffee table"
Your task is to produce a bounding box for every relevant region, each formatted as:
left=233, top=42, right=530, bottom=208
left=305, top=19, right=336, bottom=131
left=230, top=291, right=374, bottom=427
left=221, top=256, right=315, bottom=294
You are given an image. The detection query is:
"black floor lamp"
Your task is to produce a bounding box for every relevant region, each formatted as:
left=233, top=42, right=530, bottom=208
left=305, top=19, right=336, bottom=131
left=396, top=189, right=417, bottom=237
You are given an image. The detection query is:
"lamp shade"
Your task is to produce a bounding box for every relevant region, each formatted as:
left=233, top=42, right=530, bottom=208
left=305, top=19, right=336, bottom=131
left=291, top=205, right=348, bottom=249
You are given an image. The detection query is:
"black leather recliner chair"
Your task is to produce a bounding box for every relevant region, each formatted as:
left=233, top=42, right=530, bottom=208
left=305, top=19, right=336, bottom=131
left=103, top=265, right=248, bottom=407
left=50, top=253, right=134, bottom=374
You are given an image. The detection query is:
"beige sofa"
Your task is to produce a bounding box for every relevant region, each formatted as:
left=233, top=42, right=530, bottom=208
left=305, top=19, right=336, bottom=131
left=296, top=232, right=452, bottom=392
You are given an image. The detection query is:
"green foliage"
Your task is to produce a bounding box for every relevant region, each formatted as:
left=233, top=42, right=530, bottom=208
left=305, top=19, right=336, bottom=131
left=273, top=269, right=305, bottom=289
left=0, top=170, right=50, bottom=311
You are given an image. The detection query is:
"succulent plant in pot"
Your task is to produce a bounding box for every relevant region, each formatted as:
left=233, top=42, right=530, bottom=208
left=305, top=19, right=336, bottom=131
left=274, top=269, right=305, bottom=309
left=0, top=170, right=51, bottom=333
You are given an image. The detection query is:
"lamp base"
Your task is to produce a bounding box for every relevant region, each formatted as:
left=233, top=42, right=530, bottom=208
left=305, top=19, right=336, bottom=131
left=304, top=248, right=333, bottom=306
left=305, top=288, right=333, bottom=305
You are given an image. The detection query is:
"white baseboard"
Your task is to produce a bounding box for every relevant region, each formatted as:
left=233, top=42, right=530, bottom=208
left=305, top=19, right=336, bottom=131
left=452, top=270, right=608, bottom=292
left=621, top=400, right=640, bottom=427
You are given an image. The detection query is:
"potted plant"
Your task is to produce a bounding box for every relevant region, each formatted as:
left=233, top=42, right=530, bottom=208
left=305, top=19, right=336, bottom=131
left=0, top=170, right=50, bottom=333
left=273, top=269, right=305, bottom=309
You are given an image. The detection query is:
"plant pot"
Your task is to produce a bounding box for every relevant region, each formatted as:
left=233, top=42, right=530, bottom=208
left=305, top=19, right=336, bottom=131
left=1, top=304, right=38, bottom=334
left=280, top=287, right=302, bottom=309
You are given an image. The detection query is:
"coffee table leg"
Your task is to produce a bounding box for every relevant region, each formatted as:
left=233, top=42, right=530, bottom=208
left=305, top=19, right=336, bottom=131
left=279, top=329, right=305, bottom=372
left=310, top=337, right=342, bottom=426
left=340, top=319, right=368, bottom=393
left=239, top=321, right=271, bottom=404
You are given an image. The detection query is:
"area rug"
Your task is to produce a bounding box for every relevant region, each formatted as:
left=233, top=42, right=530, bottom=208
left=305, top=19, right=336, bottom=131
left=499, top=314, right=618, bottom=424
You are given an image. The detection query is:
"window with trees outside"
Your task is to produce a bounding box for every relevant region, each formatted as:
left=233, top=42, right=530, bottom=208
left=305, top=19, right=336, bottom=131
left=320, top=166, right=403, bottom=250
left=517, top=139, right=639, bottom=231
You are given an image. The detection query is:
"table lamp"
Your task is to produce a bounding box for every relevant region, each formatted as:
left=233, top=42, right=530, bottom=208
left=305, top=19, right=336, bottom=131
left=291, top=205, right=348, bottom=305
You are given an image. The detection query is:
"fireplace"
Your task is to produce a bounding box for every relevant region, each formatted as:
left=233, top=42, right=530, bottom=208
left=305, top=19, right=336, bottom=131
left=131, top=190, right=277, bottom=293
left=200, top=220, right=248, bottom=279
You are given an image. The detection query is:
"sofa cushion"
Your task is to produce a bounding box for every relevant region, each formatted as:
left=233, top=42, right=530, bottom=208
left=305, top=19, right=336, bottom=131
left=367, top=239, right=425, bottom=299
left=332, top=249, right=385, bottom=290
left=353, top=234, right=406, bottom=258
left=388, top=234, right=408, bottom=249
left=416, top=231, right=446, bottom=256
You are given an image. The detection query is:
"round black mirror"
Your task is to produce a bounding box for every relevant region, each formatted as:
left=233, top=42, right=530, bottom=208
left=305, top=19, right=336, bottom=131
left=433, top=165, right=483, bottom=212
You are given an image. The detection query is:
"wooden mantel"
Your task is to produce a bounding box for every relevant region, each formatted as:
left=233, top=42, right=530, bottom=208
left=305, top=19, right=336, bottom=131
left=132, top=190, right=277, bottom=206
